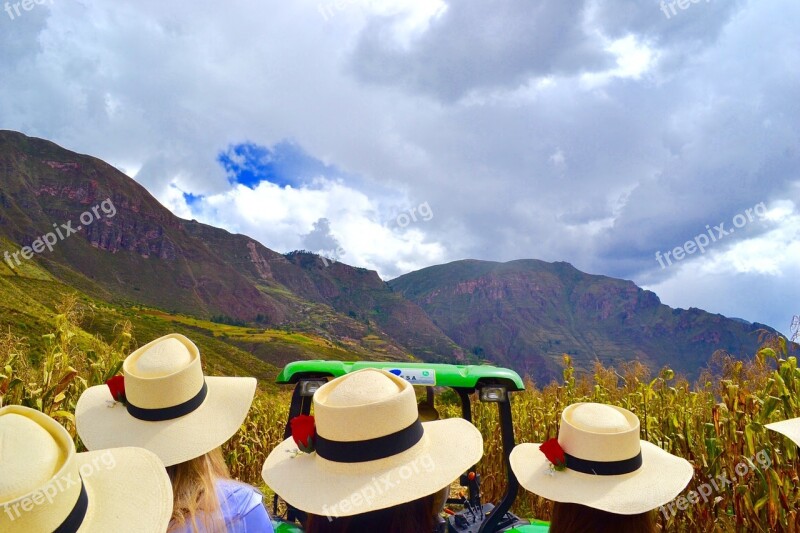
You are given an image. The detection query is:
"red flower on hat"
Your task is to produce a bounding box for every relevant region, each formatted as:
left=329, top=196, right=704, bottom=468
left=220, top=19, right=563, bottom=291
left=290, top=415, right=316, bottom=453
left=540, top=438, right=566, bottom=471
left=106, top=375, right=127, bottom=404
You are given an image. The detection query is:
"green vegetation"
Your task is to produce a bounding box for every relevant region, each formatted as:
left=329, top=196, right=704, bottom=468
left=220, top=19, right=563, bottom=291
left=211, top=314, right=248, bottom=327
left=505, top=347, right=800, bottom=531
left=389, top=258, right=783, bottom=383
left=0, top=247, right=416, bottom=382
left=3, top=300, right=800, bottom=531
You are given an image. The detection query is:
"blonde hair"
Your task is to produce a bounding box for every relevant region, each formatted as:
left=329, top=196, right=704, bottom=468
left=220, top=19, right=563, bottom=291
left=166, top=447, right=231, bottom=532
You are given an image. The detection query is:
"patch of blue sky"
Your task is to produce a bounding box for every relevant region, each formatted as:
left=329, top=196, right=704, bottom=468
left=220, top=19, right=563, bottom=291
left=217, top=140, right=347, bottom=189
left=183, top=192, right=204, bottom=206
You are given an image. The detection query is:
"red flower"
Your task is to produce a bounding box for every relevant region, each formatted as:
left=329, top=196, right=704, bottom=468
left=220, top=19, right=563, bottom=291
left=539, top=438, right=566, bottom=471
left=290, top=415, right=316, bottom=453
left=106, top=375, right=127, bottom=404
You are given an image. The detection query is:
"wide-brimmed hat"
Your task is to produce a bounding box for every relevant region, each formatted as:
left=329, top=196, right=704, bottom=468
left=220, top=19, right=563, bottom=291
left=509, top=403, right=693, bottom=515
left=76, top=333, right=256, bottom=466
left=0, top=405, right=173, bottom=533
left=766, top=417, right=800, bottom=447
left=262, top=368, right=483, bottom=517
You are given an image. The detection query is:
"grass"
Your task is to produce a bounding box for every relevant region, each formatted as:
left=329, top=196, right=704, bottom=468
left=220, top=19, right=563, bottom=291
left=2, top=296, right=800, bottom=531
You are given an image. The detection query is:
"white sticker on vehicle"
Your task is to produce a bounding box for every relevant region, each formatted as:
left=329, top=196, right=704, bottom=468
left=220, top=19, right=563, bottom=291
left=388, top=368, right=436, bottom=385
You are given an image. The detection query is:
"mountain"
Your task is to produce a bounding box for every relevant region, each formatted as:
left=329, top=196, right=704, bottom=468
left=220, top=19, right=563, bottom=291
left=0, top=130, right=788, bottom=383
left=389, top=259, right=782, bottom=382
left=181, top=223, right=464, bottom=362
left=0, top=130, right=460, bottom=368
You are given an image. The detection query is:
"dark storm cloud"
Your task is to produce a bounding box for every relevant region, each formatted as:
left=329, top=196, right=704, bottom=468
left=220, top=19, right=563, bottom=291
left=591, top=0, right=748, bottom=45
left=302, top=218, right=342, bottom=253
left=350, top=0, right=613, bottom=102
left=0, top=0, right=797, bottom=332
left=348, top=0, right=749, bottom=103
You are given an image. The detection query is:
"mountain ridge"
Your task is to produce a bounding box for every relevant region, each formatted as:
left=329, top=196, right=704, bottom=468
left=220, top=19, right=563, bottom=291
left=0, top=130, right=460, bottom=365
left=389, top=258, right=780, bottom=382
left=0, top=130, right=789, bottom=382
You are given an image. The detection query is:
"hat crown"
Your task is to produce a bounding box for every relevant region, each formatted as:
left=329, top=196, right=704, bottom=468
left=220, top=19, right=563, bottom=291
left=567, top=404, right=632, bottom=433
left=558, top=403, right=641, bottom=463
left=123, top=334, right=205, bottom=410
left=313, top=369, right=418, bottom=443
left=0, top=406, right=83, bottom=533
left=325, top=370, right=404, bottom=406
left=130, top=337, right=193, bottom=377
left=0, top=414, right=62, bottom=501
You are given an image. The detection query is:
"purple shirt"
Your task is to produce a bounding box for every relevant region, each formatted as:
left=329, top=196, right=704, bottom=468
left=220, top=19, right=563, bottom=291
left=170, top=479, right=274, bottom=532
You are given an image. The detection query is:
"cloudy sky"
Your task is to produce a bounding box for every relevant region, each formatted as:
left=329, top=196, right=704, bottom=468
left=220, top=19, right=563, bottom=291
left=1, top=0, right=798, bottom=335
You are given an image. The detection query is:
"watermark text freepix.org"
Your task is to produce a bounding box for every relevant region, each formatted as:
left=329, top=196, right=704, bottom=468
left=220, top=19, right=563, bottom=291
left=4, top=0, right=52, bottom=21
left=660, top=0, right=710, bottom=20
left=3, top=198, right=117, bottom=270
left=655, top=202, right=766, bottom=269
left=318, top=245, right=346, bottom=268
left=318, top=201, right=433, bottom=267
left=660, top=449, right=772, bottom=519
left=3, top=449, right=116, bottom=521
left=321, top=453, right=435, bottom=521
left=394, top=201, right=433, bottom=229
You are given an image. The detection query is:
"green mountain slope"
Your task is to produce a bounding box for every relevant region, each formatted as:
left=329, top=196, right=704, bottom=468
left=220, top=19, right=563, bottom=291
left=0, top=130, right=456, bottom=366
left=1, top=130, right=790, bottom=383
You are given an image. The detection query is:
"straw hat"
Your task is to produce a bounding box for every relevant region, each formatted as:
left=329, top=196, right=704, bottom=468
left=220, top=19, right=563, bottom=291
left=262, top=368, right=483, bottom=517
left=509, top=403, right=693, bottom=515
left=75, top=333, right=256, bottom=466
left=0, top=405, right=173, bottom=533
left=766, top=417, right=800, bottom=447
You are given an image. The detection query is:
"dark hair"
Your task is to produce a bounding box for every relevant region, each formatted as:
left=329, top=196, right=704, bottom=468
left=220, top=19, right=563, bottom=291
left=550, top=502, right=656, bottom=533
left=305, top=493, right=437, bottom=533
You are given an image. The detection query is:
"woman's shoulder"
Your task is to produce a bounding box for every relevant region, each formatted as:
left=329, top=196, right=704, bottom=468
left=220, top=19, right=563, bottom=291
left=215, top=479, right=265, bottom=514
left=215, top=479, right=274, bottom=532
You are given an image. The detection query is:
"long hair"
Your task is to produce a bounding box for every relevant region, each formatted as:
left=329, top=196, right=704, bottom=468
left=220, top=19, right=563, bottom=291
left=550, top=502, right=657, bottom=533
left=304, top=492, right=438, bottom=533
left=166, top=447, right=230, bottom=532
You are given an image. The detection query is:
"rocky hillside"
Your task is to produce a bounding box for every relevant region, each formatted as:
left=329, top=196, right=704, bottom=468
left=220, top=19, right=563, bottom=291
left=0, top=130, right=460, bottom=364
left=389, top=259, right=783, bottom=382
left=1, top=130, right=789, bottom=382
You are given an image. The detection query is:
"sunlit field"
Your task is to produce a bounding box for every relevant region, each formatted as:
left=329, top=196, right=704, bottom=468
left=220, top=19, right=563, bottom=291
left=2, top=298, right=798, bottom=532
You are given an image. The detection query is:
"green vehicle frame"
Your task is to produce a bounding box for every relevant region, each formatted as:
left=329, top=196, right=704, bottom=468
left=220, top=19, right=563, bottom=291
left=269, top=361, right=549, bottom=533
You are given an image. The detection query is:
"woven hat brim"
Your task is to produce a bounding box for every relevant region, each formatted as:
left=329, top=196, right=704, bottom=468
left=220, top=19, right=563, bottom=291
left=766, top=418, right=800, bottom=447
left=76, top=448, right=173, bottom=532
left=75, top=376, right=256, bottom=466
left=262, top=418, right=483, bottom=517
left=509, top=441, right=693, bottom=515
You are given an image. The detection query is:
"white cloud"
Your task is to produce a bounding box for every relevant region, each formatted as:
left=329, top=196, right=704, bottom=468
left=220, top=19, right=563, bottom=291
left=0, top=0, right=797, bottom=334
left=549, top=148, right=566, bottom=168
left=580, top=34, right=656, bottom=89
left=179, top=177, right=445, bottom=278
left=644, top=200, right=800, bottom=335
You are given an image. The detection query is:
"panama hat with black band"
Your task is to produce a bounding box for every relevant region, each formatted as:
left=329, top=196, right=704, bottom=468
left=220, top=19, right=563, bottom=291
left=766, top=417, right=800, bottom=448
left=510, top=402, right=693, bottom=515
left=75, top=333, right=256, bottom=467
left=0, top=405, right=172, bottom=533
left=262, top=368, right=484, bottom=517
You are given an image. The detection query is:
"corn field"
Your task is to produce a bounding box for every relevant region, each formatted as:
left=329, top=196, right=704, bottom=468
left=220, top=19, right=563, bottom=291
left=2, top=298, right=799, bottom=531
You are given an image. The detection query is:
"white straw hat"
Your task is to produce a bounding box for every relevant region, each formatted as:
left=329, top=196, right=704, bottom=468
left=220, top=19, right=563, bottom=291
left=766, top=417, right=800, bottom=447
left=262, top=368, right=483, bottom=517
left=509, top=403, right=693, bottom=515
left=75, top=333, right=256, bottom=466
left=0, top=405, right=173, bottom=533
